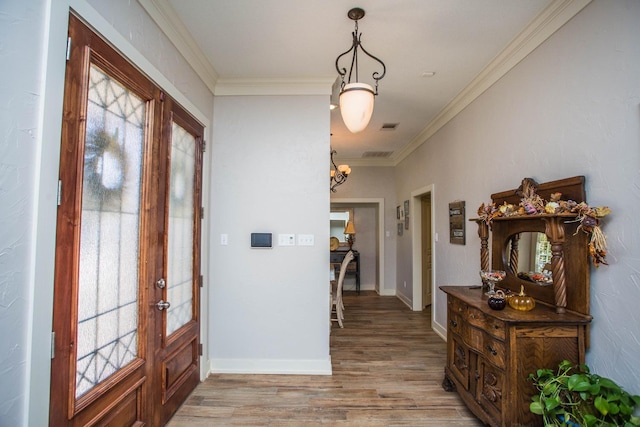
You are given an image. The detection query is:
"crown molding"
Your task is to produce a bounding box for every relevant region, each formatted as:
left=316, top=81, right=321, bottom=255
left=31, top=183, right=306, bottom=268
left=390, top=0, right=592, bottom=167
left=137, top=0, right=219, bottom=93
left=215, top=77, right=336, bottom=96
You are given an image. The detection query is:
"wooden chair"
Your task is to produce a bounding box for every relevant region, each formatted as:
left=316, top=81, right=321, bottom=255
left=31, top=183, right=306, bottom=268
left=331, top=250, right=354, bottom=328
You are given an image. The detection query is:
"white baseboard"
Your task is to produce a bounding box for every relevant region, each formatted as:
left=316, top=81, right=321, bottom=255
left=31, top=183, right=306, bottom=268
left=431, top=319, right=447, bottom=342
left=396, top=291, right=412, bottom=308
left=210, top=357, right=332, bottom=375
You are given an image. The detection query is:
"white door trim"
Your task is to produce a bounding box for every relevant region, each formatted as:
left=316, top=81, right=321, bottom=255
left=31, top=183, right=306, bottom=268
left=330, top=198, right=386, bottom=294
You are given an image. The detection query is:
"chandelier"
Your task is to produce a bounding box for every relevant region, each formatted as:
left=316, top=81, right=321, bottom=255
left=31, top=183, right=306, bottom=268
left=330, top=149, right=351, bottom=192
left=335, top=7, right=386, bottom=133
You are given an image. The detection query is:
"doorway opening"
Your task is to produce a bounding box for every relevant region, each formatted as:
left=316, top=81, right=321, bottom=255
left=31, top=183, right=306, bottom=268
left=330, top=198, right=386, bottom=294
left=410, top=185, right=436, bottom=317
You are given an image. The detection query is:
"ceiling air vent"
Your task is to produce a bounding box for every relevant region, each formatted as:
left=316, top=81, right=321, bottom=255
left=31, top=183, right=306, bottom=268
left=362, top=151, right=393, bottom=158
left=380, top=123, right=399, bottom=130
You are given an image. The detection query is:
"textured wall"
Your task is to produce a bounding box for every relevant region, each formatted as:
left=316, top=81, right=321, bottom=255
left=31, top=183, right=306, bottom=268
left=393, top=0, right=640, bottom=391
left=209, top=94, right=332, bottom=373
left=0, top=1, right=47, bottom=425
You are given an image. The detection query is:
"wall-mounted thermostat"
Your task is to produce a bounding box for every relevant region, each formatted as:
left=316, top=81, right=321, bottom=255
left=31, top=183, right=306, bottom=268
left=250, top=233, right=272, bottom=248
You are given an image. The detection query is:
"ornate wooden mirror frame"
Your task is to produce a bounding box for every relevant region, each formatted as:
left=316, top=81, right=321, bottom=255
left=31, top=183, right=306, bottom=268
left=475, top=176, right=590, bottom=317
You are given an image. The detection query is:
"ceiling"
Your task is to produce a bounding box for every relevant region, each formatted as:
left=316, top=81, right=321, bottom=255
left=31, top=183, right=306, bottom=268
left=155, top=0, right=556, bottom=164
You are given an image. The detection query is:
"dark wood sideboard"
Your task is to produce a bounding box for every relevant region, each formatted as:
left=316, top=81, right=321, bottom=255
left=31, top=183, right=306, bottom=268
left=441, top=176, right=594, bottom=427
left=441, top=286, right=590, bottom=426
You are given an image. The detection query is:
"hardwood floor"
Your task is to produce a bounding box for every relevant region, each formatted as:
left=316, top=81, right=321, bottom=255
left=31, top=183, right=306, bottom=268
left=167, top=291, right=484, bottom=426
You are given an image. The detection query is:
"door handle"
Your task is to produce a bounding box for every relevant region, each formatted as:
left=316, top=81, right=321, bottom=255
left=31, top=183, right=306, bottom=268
left=156, top=300, right=171, bottom=311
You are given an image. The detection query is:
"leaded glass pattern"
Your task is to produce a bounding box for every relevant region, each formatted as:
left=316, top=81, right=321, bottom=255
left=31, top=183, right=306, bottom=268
left=76, top=64, right=144, bottom=398
left=166, top=122, right=196, bottom=335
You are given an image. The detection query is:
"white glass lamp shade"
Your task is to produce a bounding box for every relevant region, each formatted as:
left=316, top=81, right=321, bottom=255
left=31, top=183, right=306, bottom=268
left=339, top=82, right=375, bottom=133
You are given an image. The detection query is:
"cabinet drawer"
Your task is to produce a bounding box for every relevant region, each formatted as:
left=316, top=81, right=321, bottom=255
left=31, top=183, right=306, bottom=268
left=467, top=307, right=506, bottom=341
left=448, top=297, right=467, bottom=316
left=481, top=332, right=506, bottom=369
left=448, top=311, right=466, bottom=338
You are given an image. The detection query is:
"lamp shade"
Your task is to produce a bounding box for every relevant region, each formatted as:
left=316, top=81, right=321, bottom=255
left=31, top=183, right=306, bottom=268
left=344, top=221, right=356, bottom=234
left=339, top=83, right=375, bottom=133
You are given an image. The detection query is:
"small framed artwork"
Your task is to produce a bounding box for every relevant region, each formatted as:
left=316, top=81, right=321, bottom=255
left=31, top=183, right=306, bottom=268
left=404, top=200, right=410, bottom=230
left=449, top=201, right=465, bottom=245
left=397, top=205, right=401, bottom=220
left=397, top=222, right=403, bottom=236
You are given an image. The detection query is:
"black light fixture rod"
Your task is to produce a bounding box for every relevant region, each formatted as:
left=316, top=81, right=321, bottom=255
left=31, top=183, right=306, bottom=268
left=334, top=7, right=386, bottom=94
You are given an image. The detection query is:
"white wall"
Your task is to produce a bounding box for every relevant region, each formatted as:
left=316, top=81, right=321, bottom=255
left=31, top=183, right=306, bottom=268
left=0, top=2, right=49, bottom=425
left=0, top=0, right=214, bottom=425
left=331, top=166, right=397, bottom=294
left=209, top=95, right=332, bottom=374
left=393, top=0, right=640, bottom=391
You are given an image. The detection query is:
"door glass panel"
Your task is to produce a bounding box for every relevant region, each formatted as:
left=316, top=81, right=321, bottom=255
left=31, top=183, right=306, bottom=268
left=166, top=122, right=196, bottom=335
left=76, top=64, right=145, bottom=398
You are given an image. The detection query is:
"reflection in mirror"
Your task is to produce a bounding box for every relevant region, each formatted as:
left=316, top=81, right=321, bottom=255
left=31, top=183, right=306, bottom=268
left=506, top=232, right=553, bottom=285
left=330, top=208, right=353, bottom=247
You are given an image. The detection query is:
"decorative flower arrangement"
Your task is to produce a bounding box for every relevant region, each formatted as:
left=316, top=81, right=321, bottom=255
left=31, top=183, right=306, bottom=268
left=477, top=178, right=611, bottom=267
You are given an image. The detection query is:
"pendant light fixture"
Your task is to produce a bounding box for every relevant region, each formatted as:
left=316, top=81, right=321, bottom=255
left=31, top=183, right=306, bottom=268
left=335, top=7, right=386, bottom=133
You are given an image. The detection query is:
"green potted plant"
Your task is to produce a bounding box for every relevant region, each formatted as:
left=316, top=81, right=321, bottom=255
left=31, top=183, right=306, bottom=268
left=529, top=360, right=640, bottom=427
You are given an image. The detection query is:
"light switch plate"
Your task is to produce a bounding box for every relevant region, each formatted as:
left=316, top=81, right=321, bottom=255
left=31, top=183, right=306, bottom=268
left=297, top=234, right=314, bottom=246
left=278, top=234, right=296, bottom=246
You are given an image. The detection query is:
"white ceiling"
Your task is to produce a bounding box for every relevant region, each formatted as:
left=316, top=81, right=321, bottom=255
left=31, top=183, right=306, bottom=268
left=158, top=0, right=558, bottom=164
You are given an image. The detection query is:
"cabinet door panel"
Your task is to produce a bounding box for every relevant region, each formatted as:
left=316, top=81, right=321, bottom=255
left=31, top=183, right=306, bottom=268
left=476, top=358, right=504, bottom=425
left=448, top=333, right=470, bottom=390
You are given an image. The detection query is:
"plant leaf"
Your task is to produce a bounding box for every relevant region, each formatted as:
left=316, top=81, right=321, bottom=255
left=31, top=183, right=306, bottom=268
left=583, top=414, right=597, bottom=427
left=599, top=377, right=622, bottom=392
left=544, top=397, right=561, bottom=411
left=530, top=401, right=544, bottom=415
left=594, top=395, right=609, bottom=416
left=568, top=374, right=591, bottom=391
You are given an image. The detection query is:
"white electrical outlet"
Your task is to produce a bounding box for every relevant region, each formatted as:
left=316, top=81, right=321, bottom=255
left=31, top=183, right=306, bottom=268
left=220, top=234, right=228, bottom=245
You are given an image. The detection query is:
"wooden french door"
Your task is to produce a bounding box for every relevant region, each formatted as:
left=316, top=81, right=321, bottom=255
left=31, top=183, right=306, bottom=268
left=50, top=14, right=203, bottom=427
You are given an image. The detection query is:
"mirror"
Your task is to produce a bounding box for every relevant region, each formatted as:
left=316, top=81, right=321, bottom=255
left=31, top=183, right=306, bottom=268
left=506, top=232, right=553, bottom=285
left=330, top=208, right=353, bottom=248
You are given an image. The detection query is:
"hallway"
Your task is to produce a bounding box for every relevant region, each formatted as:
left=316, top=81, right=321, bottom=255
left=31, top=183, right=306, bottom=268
left=168, top=291, right=483, bottom=426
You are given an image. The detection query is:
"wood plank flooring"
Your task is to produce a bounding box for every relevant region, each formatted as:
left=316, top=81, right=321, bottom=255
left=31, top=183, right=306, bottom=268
left=167, top=291, right=484, bottom=426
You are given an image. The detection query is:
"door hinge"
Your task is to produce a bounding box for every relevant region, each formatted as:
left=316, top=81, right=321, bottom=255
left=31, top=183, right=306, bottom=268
left=201, top=140, right=206, bottom=153
left=199, top=274, right=203, bottom=288
left=66, top=37, right=71, bottom=61
left=200, top=207, right=204, bottom=219
left=57, top=180, right=62, bottom=206
left=199, top=343, right=203, bottom=356
left=51, top=331, right=55, bottom=359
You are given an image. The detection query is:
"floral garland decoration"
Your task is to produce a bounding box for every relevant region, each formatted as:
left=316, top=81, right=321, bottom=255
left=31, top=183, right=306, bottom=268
left=477, top=178, right=611, bottom=267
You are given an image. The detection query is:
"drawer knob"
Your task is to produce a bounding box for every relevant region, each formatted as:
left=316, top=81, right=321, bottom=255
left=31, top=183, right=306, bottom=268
left=450, top=320, right=458, bottom=327
left=486, top=345, right=498, bottom=356
left=493, top=324, right=500, bottom=329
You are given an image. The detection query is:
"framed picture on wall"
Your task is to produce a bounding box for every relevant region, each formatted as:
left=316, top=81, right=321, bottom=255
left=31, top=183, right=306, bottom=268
left=449, top=200, right=465, bottom=245
left=397, top=222, right=403, bottom=236
left=397, top=205, right=401, bottom=220
left=404, top=200, right=410, bottom=229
